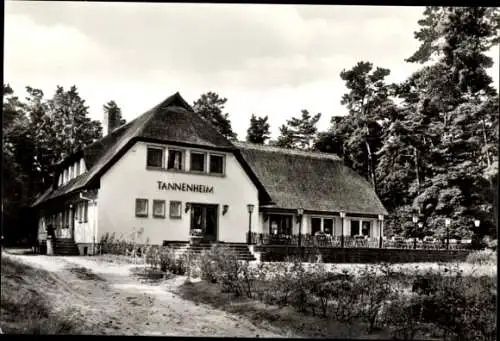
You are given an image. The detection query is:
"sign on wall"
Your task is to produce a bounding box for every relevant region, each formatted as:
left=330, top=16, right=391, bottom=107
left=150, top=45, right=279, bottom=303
left=157, top=181, right=214, bottom=194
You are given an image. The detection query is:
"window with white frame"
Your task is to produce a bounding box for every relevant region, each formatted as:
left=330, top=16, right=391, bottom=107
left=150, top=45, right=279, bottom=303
left=323, top=218, right=334, bottom=235
left=311, top=217, right=322, bottom=235
left=350, top=220, right=360, bottom=237
left=190, top=152, right=206, bottom=172
left=147, top=147, right=164, bottom=168
left=361, top=221, right=370, bottom=236
left=167, top=149, right=184, bottom=170
left=311, top=216, right=334, bottom=235
left=135, top=199, right=148, bottom=217
left=153, top=200, right=166, bottom=218
left=209, top=154, right=225, bottom=175
left=169, top=201, right=182, bottom=219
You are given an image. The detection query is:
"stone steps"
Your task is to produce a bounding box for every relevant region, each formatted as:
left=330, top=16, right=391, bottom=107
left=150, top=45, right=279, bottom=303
left=169, top=243, right=256, bottom=261
left=53, top=238, right=80, bottom=256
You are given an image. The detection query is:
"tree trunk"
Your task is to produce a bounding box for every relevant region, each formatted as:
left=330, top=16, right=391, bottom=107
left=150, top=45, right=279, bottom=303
left=481, top=117, right=491, bottom=167
left=414, top=146, right=421, bottom=194
left=365, top=140, right=376, bottom=190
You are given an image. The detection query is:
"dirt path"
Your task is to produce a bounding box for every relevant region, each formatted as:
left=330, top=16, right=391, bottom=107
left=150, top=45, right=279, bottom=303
left=4, top=253, right=288, bottom=337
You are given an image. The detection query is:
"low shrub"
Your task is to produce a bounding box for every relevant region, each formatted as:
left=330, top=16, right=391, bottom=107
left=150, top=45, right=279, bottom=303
left=357, top=264, right=395, bottom=331
left=466, top=249, right=497, bottom=265
left=384, top=296, right=426, bottom=340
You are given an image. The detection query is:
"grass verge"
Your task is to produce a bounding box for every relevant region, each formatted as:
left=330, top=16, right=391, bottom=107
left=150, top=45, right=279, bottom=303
left=1, top=254, right=83, bottom=334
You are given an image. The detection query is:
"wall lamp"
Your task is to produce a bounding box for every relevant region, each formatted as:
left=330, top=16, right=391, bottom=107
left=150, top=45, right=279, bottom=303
left=185, top=202, right=191, bottom=213
left=296, top=207, right=304, bottom=223
left=222, top=205, right=229, bottom=215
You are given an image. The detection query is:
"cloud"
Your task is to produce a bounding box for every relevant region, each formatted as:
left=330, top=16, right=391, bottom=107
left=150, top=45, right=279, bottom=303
left=4, top=2, right=499, bottom=140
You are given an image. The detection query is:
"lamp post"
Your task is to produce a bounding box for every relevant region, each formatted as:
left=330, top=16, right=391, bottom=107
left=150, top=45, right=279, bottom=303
left=340, top=211, right=346, bottom=248
left=247, top=204, right=254, bottom=245
left=297, top=208, right=304, bottom=248
left=417, top=222, right=424, bottom=249
left=445, top=218, right=451, bottom=250
left=412, top=216, right=418, bottom=249
left=474, top=219, right=480, bottom=229
left=378, top=215, right=384, bottom=248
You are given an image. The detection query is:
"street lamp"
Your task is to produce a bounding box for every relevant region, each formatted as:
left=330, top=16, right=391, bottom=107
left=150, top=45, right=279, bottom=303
left=417, top=221, right=424, bottom=249
left=378, top=215, right=384, bottom=248
left=412, top=216, right=418, bottom=249
left=247, top=204, right=254, bottom=245
left=445, top=218, right=451, bottom=250
left=297, top=208, right=304, bottom=248
left=340, top=211, right=346, bottom=248
left=474, top=219, right=480, bottom=228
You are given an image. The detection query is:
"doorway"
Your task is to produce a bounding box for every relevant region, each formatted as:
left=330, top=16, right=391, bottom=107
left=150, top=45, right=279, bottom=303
left=190, top=204, right=219, bottom=242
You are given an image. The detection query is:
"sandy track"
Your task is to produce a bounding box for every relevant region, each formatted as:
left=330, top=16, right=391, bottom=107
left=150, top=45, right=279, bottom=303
left=4, top=253, right=286, bottom=337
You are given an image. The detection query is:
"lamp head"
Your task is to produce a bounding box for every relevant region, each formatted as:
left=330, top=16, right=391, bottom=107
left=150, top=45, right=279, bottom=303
left=247, top=204, right=255, bottom=213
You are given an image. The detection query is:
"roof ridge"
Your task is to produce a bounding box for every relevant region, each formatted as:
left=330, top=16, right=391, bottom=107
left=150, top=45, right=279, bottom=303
left=234, top=141, right=342, bottom=161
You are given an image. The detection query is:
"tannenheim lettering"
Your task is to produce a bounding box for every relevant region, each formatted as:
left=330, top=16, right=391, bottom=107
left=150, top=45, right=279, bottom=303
left=158, top=181, right=214, bottom=194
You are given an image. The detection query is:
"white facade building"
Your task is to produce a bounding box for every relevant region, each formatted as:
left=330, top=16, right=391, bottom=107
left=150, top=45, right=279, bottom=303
left=32, top=92, right=388, bottom=255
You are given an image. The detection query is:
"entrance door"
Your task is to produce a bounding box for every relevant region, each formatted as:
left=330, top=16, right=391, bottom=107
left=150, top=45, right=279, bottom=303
left=190, top=204, right=218, bottom=242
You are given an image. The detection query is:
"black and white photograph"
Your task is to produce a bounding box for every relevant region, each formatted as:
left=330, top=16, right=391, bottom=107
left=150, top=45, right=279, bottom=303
left=2, top=1, right=499, bottom=339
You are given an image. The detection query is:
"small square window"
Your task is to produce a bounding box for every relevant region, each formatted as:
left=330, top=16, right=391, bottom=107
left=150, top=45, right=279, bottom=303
left=167, top=149, right=184, bottom=170
left=209, top=154, right=224, bottom=174
left=136, top=198, right=148, bottom=217
left=169, top=201, right=182, bottom=219
left=153, top=200, right=166, bottom=218
left=147, top=147, right=163, bottom=168
left=190, top=152, right=205, bottom=172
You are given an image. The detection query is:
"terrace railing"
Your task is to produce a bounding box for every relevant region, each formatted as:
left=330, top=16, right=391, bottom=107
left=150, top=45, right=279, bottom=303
left=249, top=232, right=471, bottom=250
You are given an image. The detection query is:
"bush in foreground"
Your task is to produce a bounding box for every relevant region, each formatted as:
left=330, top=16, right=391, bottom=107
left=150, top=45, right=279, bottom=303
left=466, top=249, right=497, bottom=265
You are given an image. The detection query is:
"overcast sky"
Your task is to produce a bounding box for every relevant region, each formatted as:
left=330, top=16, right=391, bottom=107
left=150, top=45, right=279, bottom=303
left=5, top=2, right=500, bottom=139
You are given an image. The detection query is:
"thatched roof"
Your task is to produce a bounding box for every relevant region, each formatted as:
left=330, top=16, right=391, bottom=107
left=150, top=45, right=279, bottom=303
left=32, top=92, right=238, bottom=207
left=234, top=141, right=388, bottom=216
left=32, top=92, right=387, bottom=217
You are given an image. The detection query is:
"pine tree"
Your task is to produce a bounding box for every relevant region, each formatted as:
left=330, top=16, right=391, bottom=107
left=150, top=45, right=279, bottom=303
left=246, top=114, right=271, bottom=144
left=386, top=7, right=500, bottom=239
left=193, top=92, right=237, bottom=140
left=275, top=110, right=321, bottom=150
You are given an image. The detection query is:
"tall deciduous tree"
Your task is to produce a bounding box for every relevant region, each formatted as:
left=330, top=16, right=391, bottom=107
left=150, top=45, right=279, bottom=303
left=193, top=92, right=237, bottom=140
left=246, top=114, right=271, bottom=144
left=276, top=110, right=321, bottom=150
left=2, top=84, right=104, bottom=245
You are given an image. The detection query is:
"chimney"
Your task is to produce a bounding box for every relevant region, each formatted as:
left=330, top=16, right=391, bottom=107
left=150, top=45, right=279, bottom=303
left=103, top=110, right=120, bottom=136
